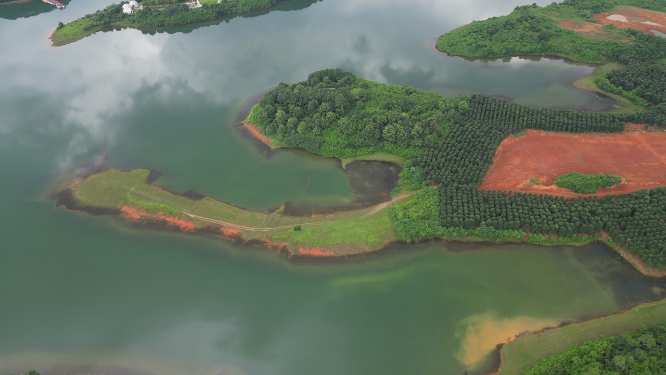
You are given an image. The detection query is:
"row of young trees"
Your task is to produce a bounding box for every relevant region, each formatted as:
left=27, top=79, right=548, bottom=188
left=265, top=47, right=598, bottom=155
left=248, top=69, right=469, bottom=158
left=468, top=95, right=626, bottom=132
left=525, top=321, right=666, bottom=374
left=413, top=94, right=625, bottom=186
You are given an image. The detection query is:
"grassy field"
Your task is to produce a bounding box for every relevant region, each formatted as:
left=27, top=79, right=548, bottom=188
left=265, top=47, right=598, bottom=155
left=51, top=18, right=105, bottom=46
left=499, top=299, right=666, bottom=375
left=572, top=62, right=645, bottom=114
left=71, top=169, right=404, bottom=255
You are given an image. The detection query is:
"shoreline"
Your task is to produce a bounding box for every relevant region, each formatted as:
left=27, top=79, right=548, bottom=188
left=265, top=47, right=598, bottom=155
left=55, top=168, right=413, bottom=257
left=494, top=298, right=666, bottom=374
left=50, top=1, right=287, bottom=47
left=53, top=168, right=664, bottom=277
left=241, top=119, right=406, bottom=168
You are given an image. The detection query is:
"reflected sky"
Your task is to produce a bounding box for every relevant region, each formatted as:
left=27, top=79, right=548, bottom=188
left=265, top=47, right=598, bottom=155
left=0, top=0, right=613, bottom=173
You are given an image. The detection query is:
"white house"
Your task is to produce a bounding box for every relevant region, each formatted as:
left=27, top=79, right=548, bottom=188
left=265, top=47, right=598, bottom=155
left=122, top=3, right=133, bottom=14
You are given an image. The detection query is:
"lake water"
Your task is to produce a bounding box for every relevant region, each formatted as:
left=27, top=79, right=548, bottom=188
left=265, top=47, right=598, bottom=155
left=0, top=0, right=651, bottom=374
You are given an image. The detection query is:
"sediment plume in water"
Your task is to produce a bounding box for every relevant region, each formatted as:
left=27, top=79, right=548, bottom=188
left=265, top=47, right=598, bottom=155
left=455, top=312, right=559, bottom=369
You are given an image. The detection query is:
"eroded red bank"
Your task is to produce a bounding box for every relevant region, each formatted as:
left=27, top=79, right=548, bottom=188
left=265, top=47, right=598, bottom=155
left=298, top=247, right=337, bottom=256
left=120, top=206, right=196, bottom=231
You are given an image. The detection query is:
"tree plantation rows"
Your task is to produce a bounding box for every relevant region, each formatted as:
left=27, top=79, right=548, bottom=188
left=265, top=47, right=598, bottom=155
left=248, top=68, right=470, bottom=158
left=413, top=95, right=625, bottom=186
left=253, top=68, right=666, bottom=269
left=435, top=184, right=666, bottom=268
left=436, top=0, right=666, bottom=64
left=525, top=321, right=666, bottom=374
left=410, top=94, right=666, bottom=268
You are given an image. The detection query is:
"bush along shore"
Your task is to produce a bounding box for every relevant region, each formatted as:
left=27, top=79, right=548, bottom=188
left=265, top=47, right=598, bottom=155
left=50, top=0, right=294, bottom=46
left=525, top=320, right=666, bottom=374
left=245, top=68, right=666, bottom=272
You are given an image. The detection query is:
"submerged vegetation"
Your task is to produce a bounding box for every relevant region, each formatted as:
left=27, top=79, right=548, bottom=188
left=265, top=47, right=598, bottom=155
left=555, top=172, right=622, bottom=193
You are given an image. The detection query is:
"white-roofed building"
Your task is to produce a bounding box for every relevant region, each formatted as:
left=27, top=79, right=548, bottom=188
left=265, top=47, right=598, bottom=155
left=122, top=3, right=133, bottom=14
left=129, top=0, right=140, bottom=8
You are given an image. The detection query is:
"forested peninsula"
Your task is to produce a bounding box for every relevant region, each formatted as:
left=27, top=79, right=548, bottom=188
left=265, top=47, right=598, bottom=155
left=245, top=68, right=666, bottom=272
left=50, top=0, right=306, bottom=46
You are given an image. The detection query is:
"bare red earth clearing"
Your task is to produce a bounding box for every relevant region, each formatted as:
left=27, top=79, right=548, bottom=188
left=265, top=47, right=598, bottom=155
left=559, top=6, right=666, bottom=38
left=479, top=130, right=666, bottom=197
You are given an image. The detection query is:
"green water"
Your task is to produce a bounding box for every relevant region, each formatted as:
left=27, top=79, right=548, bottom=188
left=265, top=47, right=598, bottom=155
left=0, top=0, right=660, bottom=374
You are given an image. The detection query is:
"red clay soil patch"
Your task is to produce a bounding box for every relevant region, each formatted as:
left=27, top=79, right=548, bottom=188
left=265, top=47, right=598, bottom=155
left=119, top=206, right=196, bottom=231
left=244, top=122, right=274, bottom=146
left=299, top=247, right=337, bottom=256
left=120, top=206, right=149, bottom=220
left=160, top=215, right=196, bottom=231
left=220, top=227, right=241, bottom=236
left=479, top=130, right=666, bottom=197
left=559, top=6, right=666, bottom=38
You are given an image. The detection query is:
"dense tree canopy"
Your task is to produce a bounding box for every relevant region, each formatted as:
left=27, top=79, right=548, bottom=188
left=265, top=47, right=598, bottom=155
left=248, top=68, right=470, bottom=158
left=525, top=321, right=666, bottom=374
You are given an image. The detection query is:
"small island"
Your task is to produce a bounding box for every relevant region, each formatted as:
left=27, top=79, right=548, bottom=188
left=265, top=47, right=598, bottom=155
left=50, top=0, right=291, bottom=46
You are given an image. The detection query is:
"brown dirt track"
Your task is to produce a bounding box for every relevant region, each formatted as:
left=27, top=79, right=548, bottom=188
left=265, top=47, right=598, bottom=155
left=479, top=130, right=666, bottom=197
left=558, top=6, right=666, bottom=38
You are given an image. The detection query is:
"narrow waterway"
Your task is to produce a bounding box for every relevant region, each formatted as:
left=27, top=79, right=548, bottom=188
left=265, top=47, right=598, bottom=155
left=0, top=0, right=643, bottom=374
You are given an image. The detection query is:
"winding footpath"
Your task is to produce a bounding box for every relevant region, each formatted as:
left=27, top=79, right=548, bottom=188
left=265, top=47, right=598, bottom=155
left=124, top=184, right=414, bottom=232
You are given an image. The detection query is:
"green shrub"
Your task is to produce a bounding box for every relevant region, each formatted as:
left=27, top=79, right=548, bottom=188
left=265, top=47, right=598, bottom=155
left=390, top=187, right=440, bottom=243
left=555, top=172, right=621, bottom=194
